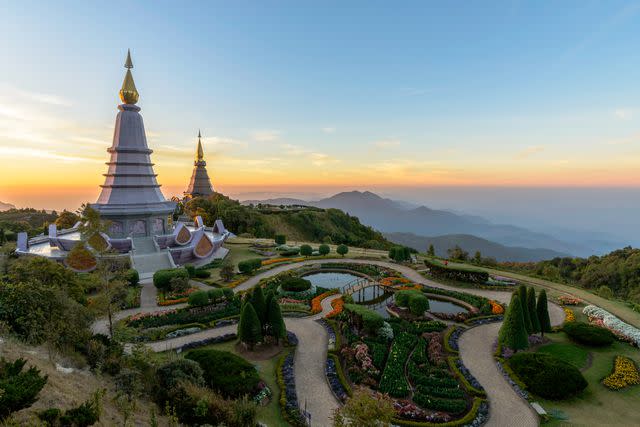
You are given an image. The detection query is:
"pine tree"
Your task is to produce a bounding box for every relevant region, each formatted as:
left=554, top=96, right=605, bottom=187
left=527, top=287, right=540, bottom=333
left=537, top=289, right=552, bottom=336
left=250, top=286, right=267, bottom=325
left=427, top=244, right=435, bottom=257
left=498, top=293, right=529, bottom=351
left=266, top=295, right=286, bottom=344
left=238, top=302, right=262, bottom=350
left=518, top=285, right=533, bottom=335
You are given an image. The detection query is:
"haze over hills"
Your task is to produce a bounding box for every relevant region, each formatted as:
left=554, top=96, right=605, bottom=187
left=0, top=201, right=16, bottom=211
left=241, top=190, right=613, bottom=259
left=384, top=232, right=567, bottom=262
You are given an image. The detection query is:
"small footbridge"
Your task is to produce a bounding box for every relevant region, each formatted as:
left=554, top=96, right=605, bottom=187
left=340, top=277, right=395, bottom=301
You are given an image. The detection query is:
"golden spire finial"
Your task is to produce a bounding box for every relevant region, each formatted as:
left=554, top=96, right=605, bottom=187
left=119, top=49, right=139, bottom=104
left=196, top=130, right=204, bottom=162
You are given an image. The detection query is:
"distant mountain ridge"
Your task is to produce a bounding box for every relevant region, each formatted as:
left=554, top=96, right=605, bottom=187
left=241, top=190, right=599, bottom=258
left=0, top=201, right=15, bottom=211
left=384, top=232, right=568, bottom=262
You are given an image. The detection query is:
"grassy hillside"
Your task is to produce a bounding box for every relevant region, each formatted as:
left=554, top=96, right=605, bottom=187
left=185, top=193, right=392, bottom=249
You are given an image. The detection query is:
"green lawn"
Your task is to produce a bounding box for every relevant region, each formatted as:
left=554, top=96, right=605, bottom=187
left=188, top=339, right=287, bottom=426
left=536, top=342, right=589, bottom=370
left=531, top=332, right=640, bottom=426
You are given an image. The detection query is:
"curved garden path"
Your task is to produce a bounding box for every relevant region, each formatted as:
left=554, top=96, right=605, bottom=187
left=94, top=258, right=566, bottom=427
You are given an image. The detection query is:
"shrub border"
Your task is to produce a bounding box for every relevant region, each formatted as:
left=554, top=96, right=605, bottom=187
left=447, top=356, right=486, bottom=397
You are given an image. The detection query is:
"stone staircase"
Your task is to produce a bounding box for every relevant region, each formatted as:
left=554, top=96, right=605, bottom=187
left=131, top=237, right=173, bottom=279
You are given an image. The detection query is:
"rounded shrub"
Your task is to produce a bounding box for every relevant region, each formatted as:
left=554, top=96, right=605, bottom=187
left=395, top=290, right=422, bottom=308
left=280, top=276, right=312, bottom=292
left=336, top=244, right=349, bottom=256
left=185, top=264, right=196, bottom=278
left=193, top=269, right=211, bottom=279
left=274, top=234, right=286, bottom=245
left=563, top=322, right=615, bottom=346
left=153, top=268, right=189, bottom=291
left=300, top=244, right=313, bottom=256
left=188, top=290, right=209, bottom=306
left=222, top=288, right=235, bottom=300
left=507, top=352, right=587, bottom=400
left=185, top=349, right=260, bottom=398
left=125, top=269, right=139, bottom=286
left=318, top=244, right=330, bottom=256
left=408, top=293, right=429, bottom=316
left=207, top=288, right=224, bottom=302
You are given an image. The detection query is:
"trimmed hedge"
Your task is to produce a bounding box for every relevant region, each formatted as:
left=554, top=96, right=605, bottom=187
left=563, top=322, right=615, bottom=347
left=153, top=268, right=189, bottom=291
left=238, top=258, right=263, bottom=274
left=507, top=352, right=587, bottom=400
left=343, top=304, right=384, bottom=333
left=280, top=277, right=312, bottom=292
left=424, top=259, right=489, bottom=284
left=186, top=349, right=260, bottom=398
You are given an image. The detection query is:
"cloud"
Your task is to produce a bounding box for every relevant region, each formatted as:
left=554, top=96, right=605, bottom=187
left=251, top=130, right=280, bottom=142
left=310, top=153, right=339, bottom=166
left=614, top=108, right=633, bottom=120
left=372, top=139, right=401, bottom=148
left=516, top=145, right=545, bottom=159
left=0, top=83, right=71, bottom=107
left=0, top=146, right=102, bottom=163
left=322, top=127, right=336, bottom=134
left=281, top=143, right=307, bottom=156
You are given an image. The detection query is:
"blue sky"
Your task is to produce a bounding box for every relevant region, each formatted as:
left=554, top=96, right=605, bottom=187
left=1, top=1, right=640, bottom=212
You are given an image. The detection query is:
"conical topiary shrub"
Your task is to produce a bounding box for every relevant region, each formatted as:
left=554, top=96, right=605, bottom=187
left=266, top=294, right=286, bottom=344
left=238, top=302, right=262, bottom=350
left=527, top=287, right=541, bottom=334
left=537, top=289, right=552, bottom=335
left=499, top=293, right=529, bottom=351
left=518, top=285, right=533, bottom=335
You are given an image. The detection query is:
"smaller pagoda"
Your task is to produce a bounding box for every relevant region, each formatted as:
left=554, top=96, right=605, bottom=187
left=184, top=130, right=214, bottom=199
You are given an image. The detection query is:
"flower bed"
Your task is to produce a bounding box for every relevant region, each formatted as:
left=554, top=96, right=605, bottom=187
left=277, top=351, right=306, bottom=427
left=444, top=326, right=463, bottom=353
left=489, top=300, right=504, bottom=315
left=448, top=356, right=486, bottom=396
left=378, top=332, right=417, bottom=397
left=127, top=302, right=240, bottom=328
left=316, top=319, right=337, bottom=351
left=310, top=289, right=339, bottom=314
left=563, top=307, right=576, bottom=323
left=157, top=287, right=198, bottom=306
left=177, top=332, right=237, bottom=352
left=262, top=257, right=305, bottom=266
left=325, top=353, right=350, bottom=401
left=558, top=295, right=581, bottom=305
left=380, top=276, right=413, bottom=287
left=326, top=297, right=345, bottom=318
left=603, top=355, right=640, bottom=390
left=583, top=305, right=640, bottom=346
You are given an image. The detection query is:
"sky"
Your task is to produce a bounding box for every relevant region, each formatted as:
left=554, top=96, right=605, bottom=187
left=1, top=1, right=640, bottom=216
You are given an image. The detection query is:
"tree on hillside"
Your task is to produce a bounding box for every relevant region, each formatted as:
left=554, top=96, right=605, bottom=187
left=517, top=285, right=534, bottom=335
left=498, top=293, right=529, bottom=351
left=266, top=295, right=286, bottom=344
left=55, top=210, right=80, bottom=230
left=536, top=289, right=552, bottom=336
left=527, top=287, right=540, bottom=333
left=300, top=244, right=313, bottom=256
left=238, top=302, right=262, bottom=350
left=337, top=244, right=349, bottom=257
left=427, top=244, right=435, bottom=257
left=319, top=244, right=330, bottom=256
left=474, top=251, right=482, bottom=264
left=447, top=245, right=468, bottom=261
left=0, top=357, right=48, bottom=419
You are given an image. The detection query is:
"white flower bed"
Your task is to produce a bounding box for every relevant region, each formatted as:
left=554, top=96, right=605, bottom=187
left=583, top=305, right=640, bottom=347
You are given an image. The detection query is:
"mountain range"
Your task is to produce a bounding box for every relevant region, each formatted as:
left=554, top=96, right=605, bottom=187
left=242, top=191, right=604, bottom=259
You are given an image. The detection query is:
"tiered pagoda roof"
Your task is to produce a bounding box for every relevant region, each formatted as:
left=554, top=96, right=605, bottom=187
left=184, top=130, right=214, bottom=199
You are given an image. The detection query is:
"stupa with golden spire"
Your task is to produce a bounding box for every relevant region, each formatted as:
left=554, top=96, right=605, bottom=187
left=92, top=50, right=175, bottom=237
left=184, top=130, right=214, bottom=199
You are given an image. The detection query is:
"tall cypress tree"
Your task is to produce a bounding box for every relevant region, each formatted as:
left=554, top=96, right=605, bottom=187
left=518, top=285, right=533, bottom=335
left=266, top=295, right=286, bottom=344
left=238, top=302, right=262, bottom=350
left=250, top=286, right=267, bottom=325
left=536, top=289, right=552, bottom=335
left=527, top=287, right=541, bottom=333
left=499, top=293, right=529, bottom=351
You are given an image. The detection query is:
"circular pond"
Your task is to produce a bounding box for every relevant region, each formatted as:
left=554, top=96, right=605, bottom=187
left=304, top=271, right=469, bottom=318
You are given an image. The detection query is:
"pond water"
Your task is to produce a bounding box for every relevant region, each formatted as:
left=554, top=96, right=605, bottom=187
left=304, top=271, right=469, bottom=318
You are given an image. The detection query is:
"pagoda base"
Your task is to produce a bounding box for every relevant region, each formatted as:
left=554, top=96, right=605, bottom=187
left=91, top=201, right=175, bottom=238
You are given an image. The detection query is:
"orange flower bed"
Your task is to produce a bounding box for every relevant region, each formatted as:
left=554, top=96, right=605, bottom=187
left=310, top=290, right=339, bottom=314
left=326, top=297, right=344, bottom=318
left=380, top=276, right=412, bottom=287
left=489, top=300, right=504, bottom=315
left=158, top=297, right=188, bottom=306
left=227, top=278, right=247, bottom=288
left=262, top=257, right=306, bottom=266
left=396, top=285, right=422, bottom=291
